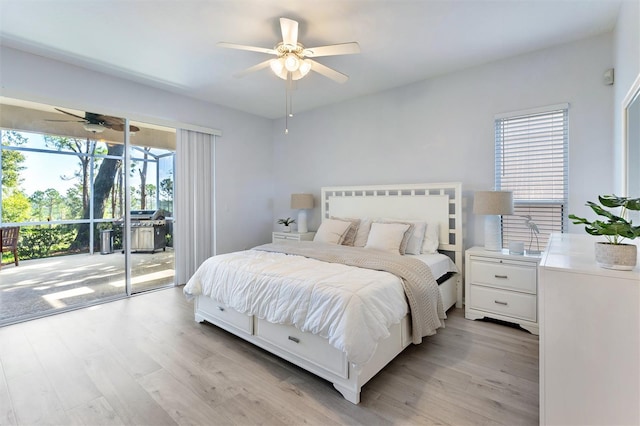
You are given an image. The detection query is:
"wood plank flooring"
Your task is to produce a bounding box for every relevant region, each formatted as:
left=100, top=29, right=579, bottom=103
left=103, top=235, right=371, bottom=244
left=0, top=286, right=539, bottom=425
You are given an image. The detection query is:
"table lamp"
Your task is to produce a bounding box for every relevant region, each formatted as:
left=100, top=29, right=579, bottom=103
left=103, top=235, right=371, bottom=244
left=291, top=193, right=314, bottom=233
left=473, top=191, right=514, bottom=251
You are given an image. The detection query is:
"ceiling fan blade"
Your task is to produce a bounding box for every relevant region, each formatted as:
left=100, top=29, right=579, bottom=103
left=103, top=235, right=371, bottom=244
left=54, top=108, right=87, bottom=120
left=217, top=42, right=276, bottom=55
left=308, top=59, right=349, bottom=83
left=280, top=17, right=298, bottom=47
left=96, top=114, right=124, bottom=126
left=303, top=42, right=360, bottom=58
left=233, top=59, right=273, bottom=78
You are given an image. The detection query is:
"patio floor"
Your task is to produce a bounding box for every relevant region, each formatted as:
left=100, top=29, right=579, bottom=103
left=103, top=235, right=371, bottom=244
left=0, top=249, right=174, bottom=325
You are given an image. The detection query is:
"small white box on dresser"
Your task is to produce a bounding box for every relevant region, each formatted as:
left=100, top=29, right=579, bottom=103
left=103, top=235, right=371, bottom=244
left=465, top=246, right=542, bottom=335
left=272, top=231, right=316, bottom=243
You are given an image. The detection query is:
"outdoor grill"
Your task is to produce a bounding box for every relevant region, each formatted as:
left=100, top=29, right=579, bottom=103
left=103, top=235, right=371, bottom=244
left=128, top=209, right=166, bottom=253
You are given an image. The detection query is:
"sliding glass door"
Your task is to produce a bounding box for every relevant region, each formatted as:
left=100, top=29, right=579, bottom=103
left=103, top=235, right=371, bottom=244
left=0, top=98, right=175, bottom=325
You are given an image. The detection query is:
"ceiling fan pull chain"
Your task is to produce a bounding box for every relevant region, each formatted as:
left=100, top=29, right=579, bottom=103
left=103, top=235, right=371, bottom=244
left=285, top=77, right=289, bottom=134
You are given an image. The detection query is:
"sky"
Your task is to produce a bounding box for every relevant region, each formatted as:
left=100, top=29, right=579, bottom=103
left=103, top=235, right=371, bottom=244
left=20, top=133, right=79, bottom=195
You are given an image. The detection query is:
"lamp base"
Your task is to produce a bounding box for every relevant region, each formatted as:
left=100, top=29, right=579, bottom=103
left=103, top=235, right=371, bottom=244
left=297, top=209, right=308, bottom=233
left=483, top=215, right=503, bottom=251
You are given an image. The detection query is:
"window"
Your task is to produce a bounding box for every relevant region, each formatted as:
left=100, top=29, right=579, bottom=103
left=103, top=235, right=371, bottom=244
left=495, top=104, right=568, bottom=251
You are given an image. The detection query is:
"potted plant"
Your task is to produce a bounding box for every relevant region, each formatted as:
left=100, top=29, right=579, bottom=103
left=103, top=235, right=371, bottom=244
left=569, top=195, right=640, bottom=270
left=277, top=217, right=295, bottom=233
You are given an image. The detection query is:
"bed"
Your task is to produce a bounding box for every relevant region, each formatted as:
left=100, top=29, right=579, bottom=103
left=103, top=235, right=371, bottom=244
left=184, top=182, right=463, bottom=404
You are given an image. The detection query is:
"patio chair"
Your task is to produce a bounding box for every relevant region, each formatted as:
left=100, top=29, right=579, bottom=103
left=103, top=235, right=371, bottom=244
left=1, top=226, right=19, bottom=269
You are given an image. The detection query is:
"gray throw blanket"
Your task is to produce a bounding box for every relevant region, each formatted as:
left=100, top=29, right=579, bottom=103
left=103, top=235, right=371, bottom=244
left=254, top=242, right=446, bottom=343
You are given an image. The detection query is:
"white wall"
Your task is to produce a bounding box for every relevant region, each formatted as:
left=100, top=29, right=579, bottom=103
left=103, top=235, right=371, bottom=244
left=613, top=0, right=640, bottom=193
left=0, top=46, right=275, bottom=254
left=271, top=33, right=614, bottom=248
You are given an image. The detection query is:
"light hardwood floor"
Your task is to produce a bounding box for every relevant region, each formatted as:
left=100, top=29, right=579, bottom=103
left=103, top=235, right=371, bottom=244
left=0, top=286, right=539, bottom=425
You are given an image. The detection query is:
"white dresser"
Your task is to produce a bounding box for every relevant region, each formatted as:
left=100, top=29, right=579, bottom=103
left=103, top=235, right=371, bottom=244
left=465, top=246, right=541, bottom=334
left=539, top=233, right=639, bottom=426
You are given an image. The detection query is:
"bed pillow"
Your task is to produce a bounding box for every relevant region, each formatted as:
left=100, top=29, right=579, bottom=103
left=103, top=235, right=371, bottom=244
left=365, top=222, right=412, bottom=254
left=377, top=220, right=415, bottom=255
left=421, top=223, right=440, bottom=254
left=330, top=216, right=360, bottom=246
left=353, top=217, right=372, bottom=247
left=313, top=218, right=352, bottom=245
left=404, top=221, right=427, bottom=255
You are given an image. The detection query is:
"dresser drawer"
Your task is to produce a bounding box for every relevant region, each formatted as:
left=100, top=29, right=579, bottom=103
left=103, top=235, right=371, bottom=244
left=255, top=318, right=347, bottom=378
left=196, top=296, right=253, bottom=334
left=469, top=257, right=536, bottom=294
left=469, top=285, right=537, bottom=322
left=273, top=233, right=301, bottom=241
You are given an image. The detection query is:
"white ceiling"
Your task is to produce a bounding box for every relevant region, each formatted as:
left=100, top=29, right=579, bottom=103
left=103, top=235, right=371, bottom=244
left=0, top=0, right=622, bottom=119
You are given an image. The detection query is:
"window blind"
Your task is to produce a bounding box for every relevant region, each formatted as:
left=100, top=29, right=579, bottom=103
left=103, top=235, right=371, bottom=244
left=495, top=105, right=568, bottom=250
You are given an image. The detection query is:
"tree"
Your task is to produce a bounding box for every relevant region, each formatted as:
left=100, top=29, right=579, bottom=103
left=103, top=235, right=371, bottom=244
left=2, top=192, right=30, bottom=223
left=29, top=190, right=46, bottom=221
left=2, top=131, right=27, bottom=191
left=145, top=184, right=156, bottom=209
left=71, top=143, right=124, bottom=249
left=65, top=186, right=83, bottom=219
left=136, top=147, right=151, bottom=209
left=43, top=188, right=63, bottom=221
left=43, top=136, right=105, bottom=212
left=1, top=130, right=29, bottom=224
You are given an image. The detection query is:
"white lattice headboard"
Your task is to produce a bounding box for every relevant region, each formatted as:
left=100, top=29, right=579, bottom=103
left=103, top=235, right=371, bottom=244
left=321, top=182, right=464, bottom=306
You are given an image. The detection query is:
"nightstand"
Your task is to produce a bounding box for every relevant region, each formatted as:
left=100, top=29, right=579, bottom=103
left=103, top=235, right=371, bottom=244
left=465, top=246, right=541, bottom=334
left=272, top=231, right=316, bottom=243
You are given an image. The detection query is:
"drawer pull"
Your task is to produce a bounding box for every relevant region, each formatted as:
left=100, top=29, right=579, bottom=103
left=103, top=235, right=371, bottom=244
left=494, top=274, right=508, bottom=279
left=288, top=336, right=300, bottom=344
left=494, top=300, right=508, bottom=306
left=217, top=306, right=225, bottom=312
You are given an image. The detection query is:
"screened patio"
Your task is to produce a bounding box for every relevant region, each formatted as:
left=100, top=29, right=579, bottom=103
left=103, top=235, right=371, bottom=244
left=0, top=249, right=174, bottom=326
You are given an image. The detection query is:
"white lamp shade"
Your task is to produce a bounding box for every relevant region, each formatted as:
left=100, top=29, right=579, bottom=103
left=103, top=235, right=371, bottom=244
left=474, top=191, right=513, bottom=251
left=291, top=193, right=314, bottom=209
left=473, top=191, right=514, bottom=215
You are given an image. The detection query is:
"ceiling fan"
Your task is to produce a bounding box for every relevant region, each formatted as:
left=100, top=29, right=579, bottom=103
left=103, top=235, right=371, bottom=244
left=218, top=17, right=360, bottom=83
left=47, top=108, right=140, bottom=133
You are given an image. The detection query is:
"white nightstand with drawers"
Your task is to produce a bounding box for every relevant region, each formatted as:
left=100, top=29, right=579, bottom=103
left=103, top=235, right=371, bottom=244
left=272, top=231, right=316, bottom=243
left=465, top=246, right=541, bottom=334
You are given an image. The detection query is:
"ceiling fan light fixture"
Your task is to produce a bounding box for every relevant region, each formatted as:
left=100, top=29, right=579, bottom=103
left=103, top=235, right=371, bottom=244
left=83, top=123, right=105, bottom=133
left=284, top=53, right=300, bottom=72
left=270, top=58, right=286, bottom=78
left=299, top=59, right=311, bottom=76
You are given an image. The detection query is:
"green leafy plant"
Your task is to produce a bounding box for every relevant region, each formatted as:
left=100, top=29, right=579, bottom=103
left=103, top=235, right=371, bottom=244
left=277, top=217, right=296, bottom=226
left=569, top=195, right=640, bottom=244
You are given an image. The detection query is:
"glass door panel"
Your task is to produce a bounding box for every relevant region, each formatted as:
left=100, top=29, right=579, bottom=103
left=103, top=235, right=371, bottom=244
left=0, top=100, right=127, bottom=324
left=128, top=122, right=175, bottom=293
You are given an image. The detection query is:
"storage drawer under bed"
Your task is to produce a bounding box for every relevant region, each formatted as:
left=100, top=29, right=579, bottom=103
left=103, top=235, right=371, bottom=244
left=196, top=296, right=253, bottom=334
left=254, top=318, right=348, bottom=378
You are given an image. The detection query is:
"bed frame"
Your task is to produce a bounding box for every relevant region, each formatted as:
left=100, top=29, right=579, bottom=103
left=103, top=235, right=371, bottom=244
left=194, top=182, right=463, bottom=404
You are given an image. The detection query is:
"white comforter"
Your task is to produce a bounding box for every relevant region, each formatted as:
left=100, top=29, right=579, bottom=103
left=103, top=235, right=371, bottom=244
left=183, top=249, right=409, bottom=366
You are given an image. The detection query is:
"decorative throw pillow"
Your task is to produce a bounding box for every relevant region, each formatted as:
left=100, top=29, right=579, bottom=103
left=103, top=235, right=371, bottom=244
left=365, top=222, right=411, bottom=254
left=404, top=221, right=427, bottom=255
left=313, top=218, right=352, bottom=245
left=330, top=216, right=360, bottom=246
left=353, top=217, right=372, bottom=247
left=421, top=223, right=440, bottom=254
left=377, top=220, right=415, bottom=255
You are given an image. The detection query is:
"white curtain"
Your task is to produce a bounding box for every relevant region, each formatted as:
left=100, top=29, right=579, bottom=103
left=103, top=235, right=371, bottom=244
left=175, top=129, right=216, bottom=285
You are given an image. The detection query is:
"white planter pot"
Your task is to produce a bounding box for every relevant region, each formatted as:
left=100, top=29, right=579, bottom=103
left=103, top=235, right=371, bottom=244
left=594, top=242, right=637, bottom=271
left=282, top=226, right=291, bottom=233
